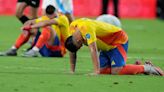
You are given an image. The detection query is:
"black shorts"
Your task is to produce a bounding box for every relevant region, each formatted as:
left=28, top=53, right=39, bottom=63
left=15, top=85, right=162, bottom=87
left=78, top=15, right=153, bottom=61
left=17, top=0, right=40, bottom=8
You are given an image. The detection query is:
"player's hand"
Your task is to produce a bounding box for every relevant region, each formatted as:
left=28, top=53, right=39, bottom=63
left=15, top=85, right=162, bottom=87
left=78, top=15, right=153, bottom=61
left=22, top=25, right=32, bottom=31
left=70, top=71, right=75, bottom=74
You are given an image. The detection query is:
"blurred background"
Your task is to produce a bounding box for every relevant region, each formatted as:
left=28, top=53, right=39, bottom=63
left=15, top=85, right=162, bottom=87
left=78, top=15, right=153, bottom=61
left=0, top=0, right=163, bottom=19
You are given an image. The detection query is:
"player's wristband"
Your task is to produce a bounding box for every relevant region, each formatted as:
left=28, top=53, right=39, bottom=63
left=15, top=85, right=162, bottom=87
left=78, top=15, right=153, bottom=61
left=23, top=26, right=32, bottom=31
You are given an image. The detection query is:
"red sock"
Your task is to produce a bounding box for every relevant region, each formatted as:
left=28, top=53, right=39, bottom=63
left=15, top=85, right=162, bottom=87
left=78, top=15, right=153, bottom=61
left=35, top=27, right=51, bottom=49
left=119, top=64, right=144, bottom=75
left=100, top=67, right=111, bottom=74
left=15, top=30, right=30, bottom=49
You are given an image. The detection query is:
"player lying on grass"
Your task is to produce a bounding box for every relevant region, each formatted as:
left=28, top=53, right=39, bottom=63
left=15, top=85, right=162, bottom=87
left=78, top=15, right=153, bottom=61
left=0, top=5, right=69, bottom=57
left=64, top=17, right=164, bottom=76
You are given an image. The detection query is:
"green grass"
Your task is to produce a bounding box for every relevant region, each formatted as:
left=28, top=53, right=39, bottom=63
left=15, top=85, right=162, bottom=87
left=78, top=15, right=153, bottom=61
left=0, top=16, right=164, bottom=92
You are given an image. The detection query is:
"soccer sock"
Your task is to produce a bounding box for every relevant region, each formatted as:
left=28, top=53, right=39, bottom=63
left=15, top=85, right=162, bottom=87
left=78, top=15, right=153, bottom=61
left=19, top=15, right=30, bottom=24
left=100, top=67, right=111, bottom=74
left=35, top=27, right=51, bottom=49
left=15, top=30, right=31, bottom=49
left=118, top=64, right=145, bottom=75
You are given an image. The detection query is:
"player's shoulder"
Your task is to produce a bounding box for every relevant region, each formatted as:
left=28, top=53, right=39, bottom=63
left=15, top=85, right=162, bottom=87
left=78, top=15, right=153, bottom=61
left=35, top=15, right=50, bottom=23
left=71, top=18, right=92, bottom=25
left=57, top=13, right=67, bottom=19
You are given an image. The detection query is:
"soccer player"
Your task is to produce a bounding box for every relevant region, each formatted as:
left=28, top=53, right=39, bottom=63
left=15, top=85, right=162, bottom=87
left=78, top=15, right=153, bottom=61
left=42, top=0, right=74, bottom=23
left=16, top=0, right=40, bottom=24
left=65, top=18, right=164, bottom=76
left=0, top=5, right=69, bottom=57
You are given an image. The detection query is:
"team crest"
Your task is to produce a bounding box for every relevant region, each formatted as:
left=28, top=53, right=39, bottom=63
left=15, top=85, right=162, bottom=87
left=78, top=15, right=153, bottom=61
left=86, top=33, right=91, bottom=39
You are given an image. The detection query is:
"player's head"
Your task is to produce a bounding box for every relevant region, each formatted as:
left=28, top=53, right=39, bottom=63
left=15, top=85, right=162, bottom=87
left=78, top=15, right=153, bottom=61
left=96, top=14, right=121, bottom=28
left=65, top=36, right=79, bottom=52
left=65, top=34, right=83, bottom=52
left=45, top=5, right=56, bottom=15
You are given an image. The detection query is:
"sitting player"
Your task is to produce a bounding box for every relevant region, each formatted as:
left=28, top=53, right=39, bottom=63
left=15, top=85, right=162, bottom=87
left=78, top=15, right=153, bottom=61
left=0, top=5, right=69, bottom=57
left=65, top=18, right=164, bottom=76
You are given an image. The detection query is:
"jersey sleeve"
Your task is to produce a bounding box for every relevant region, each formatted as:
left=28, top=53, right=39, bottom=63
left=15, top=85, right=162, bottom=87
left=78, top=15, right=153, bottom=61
left=35, top=16, right=49, bottom=23
left=80, top=24, right=97, bottom=45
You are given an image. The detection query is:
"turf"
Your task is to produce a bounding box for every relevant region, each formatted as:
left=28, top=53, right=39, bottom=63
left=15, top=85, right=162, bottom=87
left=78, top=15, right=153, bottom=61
left=0, top=16, right=164, bottom=92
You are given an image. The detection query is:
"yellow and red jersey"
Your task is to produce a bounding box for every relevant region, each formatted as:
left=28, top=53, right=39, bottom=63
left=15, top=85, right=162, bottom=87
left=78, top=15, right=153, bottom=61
left=70, top=18, right=128, bottom=51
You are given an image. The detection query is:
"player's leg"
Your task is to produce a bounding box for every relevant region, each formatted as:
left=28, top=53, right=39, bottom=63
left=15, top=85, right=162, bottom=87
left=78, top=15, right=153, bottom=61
left=101, top=0, right=109, bottom=14
left=40, top=35, right=65, bottom=57
left=99, top=41, right=143, bottom=75
left=28, top=0, right=40, bottom=19
left=15, top=0, right=29, bottom=24
left=108, top=42, right=146, bottom=75
left=23, top=26, right=52, bottom=57
left=29, top=7, right=38, bottom=19
left=100, top=41, right=164, bottom=76
left=0, top=29, right=32, bottom=56
left=113, top=0, right=119, bottom=18
left=99, top=51, right=112, bottom=74
left=25, top=0, right=40, bottom=51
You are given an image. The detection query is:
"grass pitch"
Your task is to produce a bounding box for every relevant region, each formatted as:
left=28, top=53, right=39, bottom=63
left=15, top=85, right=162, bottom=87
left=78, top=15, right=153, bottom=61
left=0, top=16, right=164, bottom=92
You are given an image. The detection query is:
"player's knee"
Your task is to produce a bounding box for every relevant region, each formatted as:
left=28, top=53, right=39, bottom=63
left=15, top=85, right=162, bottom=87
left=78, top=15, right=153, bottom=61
left=15, top=12, right=22, bottom=18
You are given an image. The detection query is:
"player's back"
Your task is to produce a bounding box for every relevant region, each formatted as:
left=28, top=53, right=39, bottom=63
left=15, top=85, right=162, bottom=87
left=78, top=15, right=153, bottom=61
left=71, top=18, right=128, bottom=51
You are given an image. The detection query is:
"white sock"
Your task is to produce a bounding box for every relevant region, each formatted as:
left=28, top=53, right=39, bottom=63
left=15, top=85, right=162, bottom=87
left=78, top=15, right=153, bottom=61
left=32, top=46, right=39, bottom=52
left=11, top=46, right=17, bottom=50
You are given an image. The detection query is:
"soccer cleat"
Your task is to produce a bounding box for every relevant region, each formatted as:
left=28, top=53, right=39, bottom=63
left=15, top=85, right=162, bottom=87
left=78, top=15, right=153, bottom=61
left=144, top=63, right=164, bottom=76
left=22, top=49, right=38, bottom=57
left=0, top=49, right=17, bottom=56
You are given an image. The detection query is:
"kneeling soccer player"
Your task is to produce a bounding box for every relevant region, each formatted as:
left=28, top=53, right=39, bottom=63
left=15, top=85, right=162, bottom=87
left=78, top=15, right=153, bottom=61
left=65, top=18, right=164, bottom=76
left=0, top=5, right=69, bottom=57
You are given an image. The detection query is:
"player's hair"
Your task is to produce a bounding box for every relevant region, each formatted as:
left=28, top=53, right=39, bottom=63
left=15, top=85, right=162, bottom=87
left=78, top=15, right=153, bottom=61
left=65, top=36, right=78, bottom=52
left=46, top=5, right=56, bottom=15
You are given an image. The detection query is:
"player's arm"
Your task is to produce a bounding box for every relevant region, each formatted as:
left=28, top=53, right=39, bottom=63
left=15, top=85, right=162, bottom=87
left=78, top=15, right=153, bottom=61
left=69, top=52, right=77, bottom=73
left=31, top=19, right=59, bottom=29
left=21, top=19, right=36, bottom=29
left=88, top=42, right=100, bottom=74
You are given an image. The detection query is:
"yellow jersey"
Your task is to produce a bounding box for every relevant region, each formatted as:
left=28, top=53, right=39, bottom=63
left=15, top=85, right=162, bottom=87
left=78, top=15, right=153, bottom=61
left=35, top=13, right=70, bottom=55
left=70, top=18, right=128, bottom=51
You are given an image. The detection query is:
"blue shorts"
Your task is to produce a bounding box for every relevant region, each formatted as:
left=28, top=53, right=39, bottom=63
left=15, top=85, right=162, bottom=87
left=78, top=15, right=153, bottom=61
left=99, top=41, right=128, bottom=68
left=34, top=31, right=63, bottom=57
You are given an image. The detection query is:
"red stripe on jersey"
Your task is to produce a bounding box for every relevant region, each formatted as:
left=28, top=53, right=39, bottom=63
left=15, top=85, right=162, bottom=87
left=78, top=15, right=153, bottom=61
left=117, top=44, right=127, bottom=61
left=97, top=30, right=128, bottom=46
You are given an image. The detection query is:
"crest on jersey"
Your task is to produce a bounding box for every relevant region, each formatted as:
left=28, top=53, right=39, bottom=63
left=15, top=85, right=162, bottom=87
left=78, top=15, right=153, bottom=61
left=86, top=33, right=91, bottom=39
